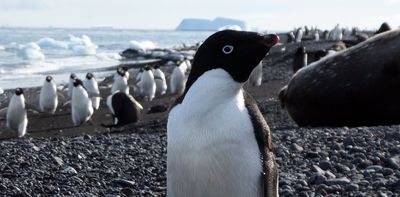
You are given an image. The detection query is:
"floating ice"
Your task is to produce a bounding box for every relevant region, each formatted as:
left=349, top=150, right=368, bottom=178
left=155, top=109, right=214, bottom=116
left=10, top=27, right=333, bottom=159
left=36, top=37, right=68, bottom=49
left=218, top=25, right=243, bottom=31
left=96, top=52, right=121, bottom=61
left=129, top=40, right=156, bottom=51
left=0, top=45, right=4, bottom=50
left=17, top=42, right=45, bottom=61
left=68, top=35, right=98, bottom=56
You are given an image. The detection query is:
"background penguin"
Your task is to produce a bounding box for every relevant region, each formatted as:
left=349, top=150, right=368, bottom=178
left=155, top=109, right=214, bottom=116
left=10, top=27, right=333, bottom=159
left=114, top=66, right=130, bottom=80
left=111, top=67, right=129, bottom=94
left=67, top=73, right=77, bottom=99
left=6, top=88, right=28, bottom=137
left=295, top=28, right=304, bottom=43
left=135, top=67, right=144, bottom=84
left=39, top=76, right=58, bottom=114
left=183, top=57, right=192, bottom=72
left=104, top=91, right=143, bottom=128
left=139, top=65, right=156, bottom=101
left=71, top=78, right=93, bottom=126
left=248, top=61, right=263, bottom=86
left=167, top=30, right=279, bottom=197
left=293, top=46, right=308, bottom=73
left=169, top=63, right=186, bottom=95
left=83, top=72, right=100, bottom=110
left=153, top=64, right=167, bottom=96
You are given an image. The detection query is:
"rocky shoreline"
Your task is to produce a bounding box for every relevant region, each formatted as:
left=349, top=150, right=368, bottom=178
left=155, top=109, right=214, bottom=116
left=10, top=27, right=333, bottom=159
left=0, top=33, right=399, bottom=196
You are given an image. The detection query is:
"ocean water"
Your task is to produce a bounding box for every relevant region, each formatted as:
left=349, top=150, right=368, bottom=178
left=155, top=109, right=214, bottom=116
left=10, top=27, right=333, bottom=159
left=0, top=27, right=213, bottom=90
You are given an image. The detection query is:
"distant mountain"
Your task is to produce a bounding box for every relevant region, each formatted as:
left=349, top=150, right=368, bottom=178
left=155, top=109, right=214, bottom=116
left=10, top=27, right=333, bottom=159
left=175, top=17, right=247, bottom=31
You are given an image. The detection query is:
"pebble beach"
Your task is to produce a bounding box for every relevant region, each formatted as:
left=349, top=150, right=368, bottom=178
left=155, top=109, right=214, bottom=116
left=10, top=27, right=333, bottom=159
left=0, top=31, right=399, bottom=197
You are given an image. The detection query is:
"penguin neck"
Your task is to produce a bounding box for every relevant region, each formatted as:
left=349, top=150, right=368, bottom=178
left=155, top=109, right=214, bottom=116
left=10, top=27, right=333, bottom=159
left=11, top=95, right=25, bottom=109
left=182, top=68, right=243, bottom=106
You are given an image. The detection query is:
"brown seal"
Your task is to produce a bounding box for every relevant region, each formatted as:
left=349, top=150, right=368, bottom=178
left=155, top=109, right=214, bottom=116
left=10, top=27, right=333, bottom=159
left=279, top=29, right=400, bottom=127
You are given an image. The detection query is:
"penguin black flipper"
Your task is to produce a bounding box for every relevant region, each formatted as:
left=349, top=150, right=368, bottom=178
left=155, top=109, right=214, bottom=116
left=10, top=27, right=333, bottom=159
left=243, top=90, right=278, bottom=197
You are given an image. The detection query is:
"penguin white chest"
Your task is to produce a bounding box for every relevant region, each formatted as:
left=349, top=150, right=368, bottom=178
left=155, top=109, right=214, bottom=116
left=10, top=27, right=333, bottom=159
left=40, top=81, right=58, bottom=113
left=71, top=86, right=93, bottom=126
left=6, top=95, right=28, bottom=137
left=111, top=76, right=129, bottom=94
left=140, top=70, right=156, bottom=101
left=167, top=69, right=262, bottom=197
left=170, top=67, right=186, bottom=95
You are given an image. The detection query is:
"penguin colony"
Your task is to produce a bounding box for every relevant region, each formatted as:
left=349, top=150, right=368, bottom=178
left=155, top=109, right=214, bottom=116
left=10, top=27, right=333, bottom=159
left=4, top=32, right=264, bottom=137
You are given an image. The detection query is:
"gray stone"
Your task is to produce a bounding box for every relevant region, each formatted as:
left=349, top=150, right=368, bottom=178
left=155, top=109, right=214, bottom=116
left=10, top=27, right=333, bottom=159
left=290, top=143, right=304, bottom=152
left=52, top=156, right=64, bottom=167
left=61, top=166, right=78, bottom=175
left=319, top=160, right=332, bottom=170
left=382, top=168, right=394, bottom=176
left=325, top=170, right=336, bottom=179
left=344, top=137, right=355, bottom=146
left=311, top=165, right=325, bottom=175
left=111, top=179, right=136, bottom=188
left=387, top=156, right=400, bottom=170
left=345, top=183, right=359, bottom=191
left=366, top=165, right=383, bottom=172
left=325, top=177, right=351, bottom=186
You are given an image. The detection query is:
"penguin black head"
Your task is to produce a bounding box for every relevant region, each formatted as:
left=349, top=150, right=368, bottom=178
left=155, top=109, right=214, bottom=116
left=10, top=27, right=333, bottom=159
left=144, top=65, right=152, bottom=71
left=185, top=30, right=279, bottom=89
left=86, top=72, right=94, bottom=80
left=154, top=64, right=160, bottom=69
left=117, top=68, right=126, bottom=77
left=70, top=73, right=77, bottom=80
left=46, top=76, right=53, bottom=82
left=73, top=78, right=83, bottom=87
left=15, top=88, right=23, bottom=95
left=296, top=46, right=306, bottom=55
left=118, top=66, right=128, bottom=73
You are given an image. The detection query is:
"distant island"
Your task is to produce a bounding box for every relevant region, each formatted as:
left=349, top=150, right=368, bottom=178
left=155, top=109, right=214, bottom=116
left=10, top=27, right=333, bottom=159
left=175, top=17, right=247, bottom=31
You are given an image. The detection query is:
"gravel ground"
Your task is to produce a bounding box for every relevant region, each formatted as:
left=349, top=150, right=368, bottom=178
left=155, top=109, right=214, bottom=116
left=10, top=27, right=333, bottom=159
left=1, top=36, right=399, bottom=196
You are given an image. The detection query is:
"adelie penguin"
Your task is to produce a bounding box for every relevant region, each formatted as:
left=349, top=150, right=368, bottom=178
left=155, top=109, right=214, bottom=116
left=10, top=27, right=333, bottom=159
left=71, top=78, right=94, bottom=126
left=111, top=67, right=129, bottom=94
left=103, top=91, right=143, bottom=128
left=39, top=76, right=58, bottom=114
left=6, top=88, right=28, bottom=138
left=169, top=62, right=186, bottom=95
left=67, top=73, right=77, bottom=99
left=248, top=61, right=263, bottom=87
left=83, top=72, right=100, bottom=110
left=293, top=46, right=307, bottom=73
left=139, top=65, right=156, bottom=101
left=153, top=65, right=167, bottom=96
left=167, top=30, right=280, bottom=197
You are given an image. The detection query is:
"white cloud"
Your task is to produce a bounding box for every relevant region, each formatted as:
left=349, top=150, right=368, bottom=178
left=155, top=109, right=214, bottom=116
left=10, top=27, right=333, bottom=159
left=0, top=0, right=50, bottom=10
left=384, top=0, right=400, bottom=4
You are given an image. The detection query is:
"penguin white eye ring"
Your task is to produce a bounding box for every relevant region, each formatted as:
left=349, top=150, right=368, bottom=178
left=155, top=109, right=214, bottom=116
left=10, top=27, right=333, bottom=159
left=222, top=45, right=234, bottom=54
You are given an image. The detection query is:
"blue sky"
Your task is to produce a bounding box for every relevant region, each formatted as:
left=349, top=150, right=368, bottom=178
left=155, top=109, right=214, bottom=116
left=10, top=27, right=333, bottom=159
left=0, top=0, right=399, bottom=31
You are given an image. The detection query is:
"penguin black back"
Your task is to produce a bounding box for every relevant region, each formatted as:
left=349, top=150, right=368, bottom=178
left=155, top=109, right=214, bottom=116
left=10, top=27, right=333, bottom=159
left=110, top=92, right=141, bottom=127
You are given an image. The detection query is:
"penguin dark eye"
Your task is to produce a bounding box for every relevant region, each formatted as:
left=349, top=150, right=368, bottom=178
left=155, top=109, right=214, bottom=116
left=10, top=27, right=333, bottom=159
left=222, top=45, right=234, bottom=54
